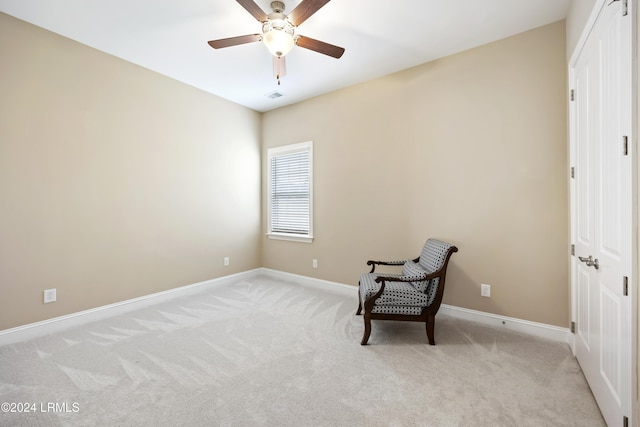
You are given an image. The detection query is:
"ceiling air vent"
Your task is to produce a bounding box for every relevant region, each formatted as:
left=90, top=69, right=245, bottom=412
left=266, top=91, right=285, bottom=100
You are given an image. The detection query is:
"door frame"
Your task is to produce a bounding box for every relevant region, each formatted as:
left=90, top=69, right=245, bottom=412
left=568, top=0, right=638, bottom=424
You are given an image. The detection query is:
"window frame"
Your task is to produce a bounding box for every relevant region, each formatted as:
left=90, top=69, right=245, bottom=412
left=266, top=141, right=314, bottom=243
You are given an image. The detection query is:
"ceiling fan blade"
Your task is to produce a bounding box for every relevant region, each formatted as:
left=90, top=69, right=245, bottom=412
left=296, top=35, right=344, bottom=58
left=208, top=34, right=262, bottom=49
left=236, top=0, right=268, bottom=22
left=288, top=0, right=331, bottom=26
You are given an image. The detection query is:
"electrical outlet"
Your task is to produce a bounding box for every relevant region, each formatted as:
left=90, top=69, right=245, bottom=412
left=223, top=257, right=230, bottom=266
left=312, top=259, right=318, bottom=269
left=481, top=284, right=491, bottom=298
left=43, top=288, right=57, bottom=304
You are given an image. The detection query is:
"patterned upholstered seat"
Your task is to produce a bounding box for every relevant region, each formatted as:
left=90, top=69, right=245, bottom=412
left=359, top=274, right=428, bottom=313
left=356, top=239, right=458, bottom=345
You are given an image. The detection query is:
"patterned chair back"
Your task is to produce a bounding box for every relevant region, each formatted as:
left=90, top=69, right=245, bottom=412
left=418, top=239, right=456, bottom=306
left=419, top=239, right=454, bottom=272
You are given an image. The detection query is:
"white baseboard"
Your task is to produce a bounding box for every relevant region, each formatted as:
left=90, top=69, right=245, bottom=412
left=0, top=269, right=261, bottom=346
left=258, top=268, right=357, bottom=293
left=439, top=304, right=571, bottom=344
left=0, top=268, right=571, bottom=347
left=259, top=269, right=571, bottom=344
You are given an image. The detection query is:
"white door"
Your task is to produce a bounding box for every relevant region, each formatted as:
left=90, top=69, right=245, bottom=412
left=570, top=1, right=633, bottom=425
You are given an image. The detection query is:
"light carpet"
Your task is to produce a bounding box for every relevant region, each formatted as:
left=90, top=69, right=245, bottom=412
left=0, top=274, right=604, bottom=426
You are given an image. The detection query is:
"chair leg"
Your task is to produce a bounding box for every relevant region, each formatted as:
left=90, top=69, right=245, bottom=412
left=426, top=315, right=435, bottom=345
left=361, top=314, right=372, bottom=345
left=356, top=282, right=362, bottom=315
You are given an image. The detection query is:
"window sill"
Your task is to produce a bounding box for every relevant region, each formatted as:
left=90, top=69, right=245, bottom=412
left=267, top=233, right=314, bottom=243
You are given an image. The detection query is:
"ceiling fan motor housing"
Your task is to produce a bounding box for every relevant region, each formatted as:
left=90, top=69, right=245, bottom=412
left=270, top=1, right=286, bottom=14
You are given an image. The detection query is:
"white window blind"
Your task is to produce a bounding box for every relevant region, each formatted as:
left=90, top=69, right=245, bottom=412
left=267, top=142, right=313, bottom=242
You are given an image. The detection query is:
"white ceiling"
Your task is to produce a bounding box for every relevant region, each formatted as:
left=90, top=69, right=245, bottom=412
left=0, top=0, right=571, bottom=112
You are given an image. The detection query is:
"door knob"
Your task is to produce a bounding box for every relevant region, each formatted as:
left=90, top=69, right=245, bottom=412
left=578, top=255, right=599, bottom=270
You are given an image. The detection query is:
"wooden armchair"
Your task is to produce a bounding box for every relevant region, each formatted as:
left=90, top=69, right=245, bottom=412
left=356, top=239, right=458, bottom=345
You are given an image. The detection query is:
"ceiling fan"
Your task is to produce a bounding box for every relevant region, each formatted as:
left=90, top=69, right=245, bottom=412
left=208, top=0, right=345, bottom=85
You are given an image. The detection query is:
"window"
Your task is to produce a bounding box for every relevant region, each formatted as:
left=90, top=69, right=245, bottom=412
left=267, top=141, right=313, bottom=243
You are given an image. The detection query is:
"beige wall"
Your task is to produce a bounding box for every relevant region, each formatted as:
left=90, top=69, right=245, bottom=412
left=262, top=21, right=569, bottom=327
left=0, top=13, right=570, bottom=331
left=0, top=13, right=262, bottom=330
left=566, top=0, right=598, bottom=58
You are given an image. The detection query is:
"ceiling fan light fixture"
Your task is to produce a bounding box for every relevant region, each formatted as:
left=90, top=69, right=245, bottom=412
left=262, top=18, right=295, bottom=58
left=263, top=30, right=295, bottom=57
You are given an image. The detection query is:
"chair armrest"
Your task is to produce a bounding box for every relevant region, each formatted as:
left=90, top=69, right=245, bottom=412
left=366, top=256, right=421, bottom=273
left=366, top=259, right=408, bottom=273
left=374, top=269, right=441, bottom=284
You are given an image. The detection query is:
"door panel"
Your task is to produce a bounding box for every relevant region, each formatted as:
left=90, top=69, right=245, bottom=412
left=575, top=49, right=593, bottom=251
left=574, top=9, right=597, bottom=381
left=570, top=1, right=633, bottom=425
left=576, top=266, right=592, bottom=351
left=600, top=284, right=622, bottom=405
left=598, top=8, right=623, bottom=260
